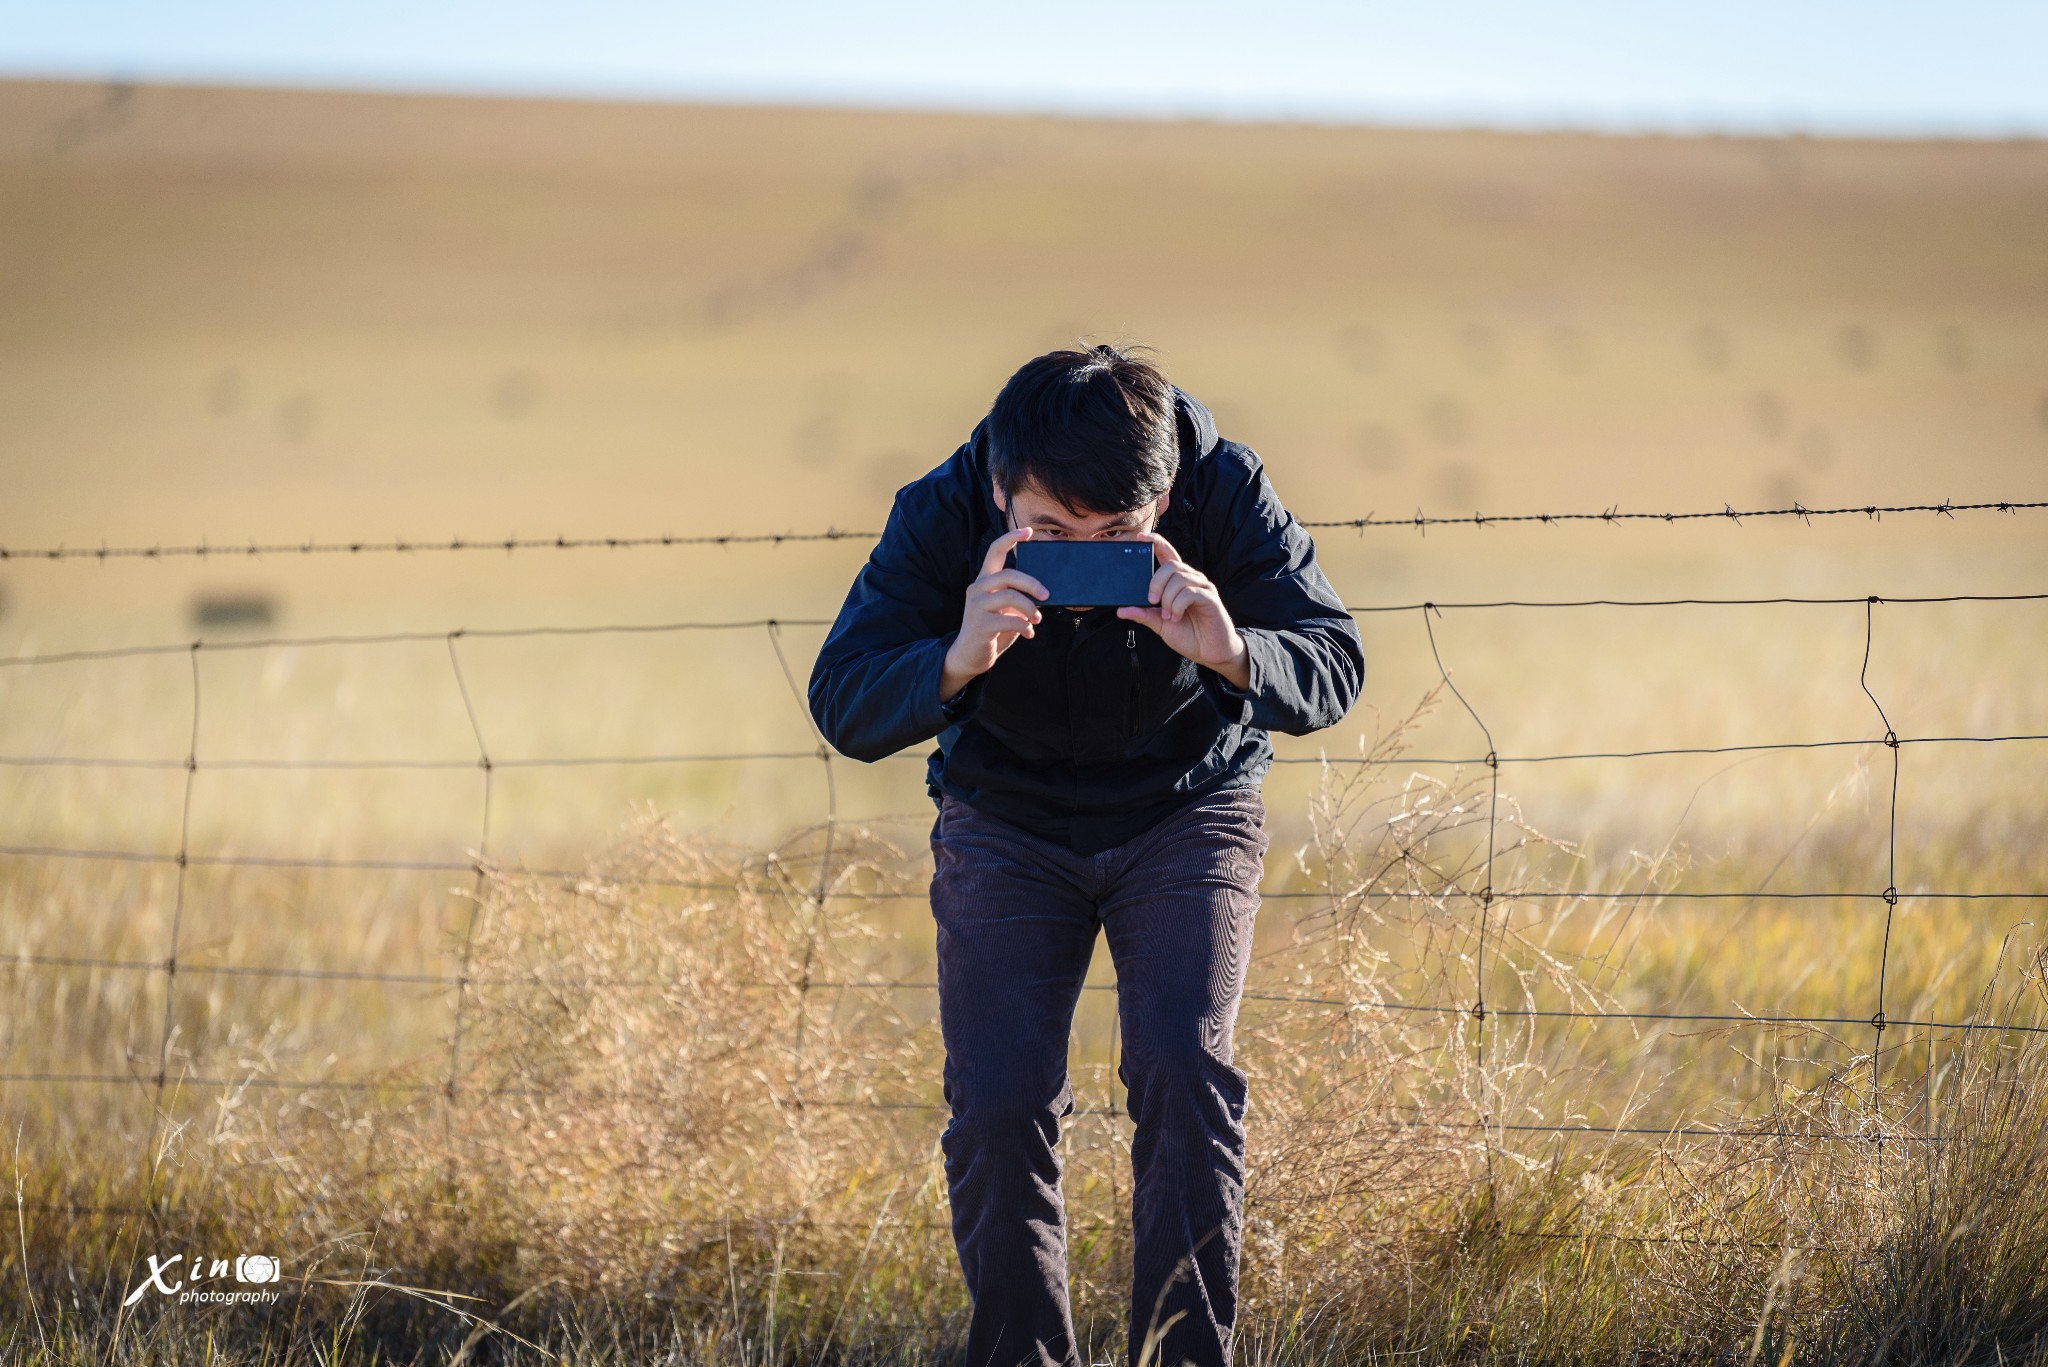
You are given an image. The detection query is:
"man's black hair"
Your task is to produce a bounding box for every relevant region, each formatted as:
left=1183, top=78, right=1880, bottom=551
left=986, top=342, right=1179, bottom=515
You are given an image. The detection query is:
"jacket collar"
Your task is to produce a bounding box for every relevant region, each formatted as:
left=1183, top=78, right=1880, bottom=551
left=1164, top=386, right=1218, bottom=535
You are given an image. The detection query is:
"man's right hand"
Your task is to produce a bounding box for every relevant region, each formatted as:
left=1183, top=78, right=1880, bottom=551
left=939, top=527, right=1046, bottom=704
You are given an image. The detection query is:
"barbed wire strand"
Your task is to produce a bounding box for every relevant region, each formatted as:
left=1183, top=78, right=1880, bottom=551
left=1303, top=499, right=2048, bottom=532
left=0, top=530, right=873, bottom=561
left=5, top=499, right=2046, bottom=563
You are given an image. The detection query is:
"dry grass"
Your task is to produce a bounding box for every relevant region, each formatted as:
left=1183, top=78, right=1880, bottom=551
left=6, top=690, right=2047, bottom=1365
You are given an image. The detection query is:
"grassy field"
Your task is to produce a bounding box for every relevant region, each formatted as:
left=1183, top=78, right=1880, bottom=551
left=3, top=77, right=2048, bottom=1363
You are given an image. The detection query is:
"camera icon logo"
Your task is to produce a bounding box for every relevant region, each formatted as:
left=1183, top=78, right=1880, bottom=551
left=235, top=1254, right=281, bottom=1284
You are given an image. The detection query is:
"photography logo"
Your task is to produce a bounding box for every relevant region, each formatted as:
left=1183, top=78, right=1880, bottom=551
left=122, top=1252, right=283, bottom=1306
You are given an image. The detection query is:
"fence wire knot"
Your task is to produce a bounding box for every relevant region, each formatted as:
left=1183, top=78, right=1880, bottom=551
left=1882, top=887, right=1899, bottom=906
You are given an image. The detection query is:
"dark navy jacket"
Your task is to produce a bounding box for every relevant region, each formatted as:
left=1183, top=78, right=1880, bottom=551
left=807, top=385, right=1365, bottom=856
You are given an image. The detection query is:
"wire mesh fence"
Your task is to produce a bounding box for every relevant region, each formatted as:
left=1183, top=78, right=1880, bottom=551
left=3, top=507, right=2045, bottom=1241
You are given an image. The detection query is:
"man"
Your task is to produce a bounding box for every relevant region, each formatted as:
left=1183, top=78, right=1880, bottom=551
left=808, top=343, right=1364, bottom=1367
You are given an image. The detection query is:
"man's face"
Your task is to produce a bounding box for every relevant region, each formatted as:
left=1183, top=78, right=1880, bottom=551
left=994, top=477, right=1168, bottom=542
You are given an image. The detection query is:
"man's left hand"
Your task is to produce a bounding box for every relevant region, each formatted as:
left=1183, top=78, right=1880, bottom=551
left=1117, top=533, right=1251, bottom=690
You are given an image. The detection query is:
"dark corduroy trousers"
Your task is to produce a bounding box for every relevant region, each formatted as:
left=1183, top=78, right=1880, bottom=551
left=928, top=783, right=1269, bottom=1367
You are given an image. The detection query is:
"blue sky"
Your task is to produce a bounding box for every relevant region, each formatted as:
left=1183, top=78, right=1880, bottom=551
left=3, top=1, right=2043, bottom=136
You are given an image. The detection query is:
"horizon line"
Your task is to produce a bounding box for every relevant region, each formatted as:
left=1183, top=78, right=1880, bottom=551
left=6, top=65, right=2045, bottom=145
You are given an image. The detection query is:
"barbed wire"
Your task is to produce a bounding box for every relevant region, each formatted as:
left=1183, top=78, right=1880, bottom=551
left=0, top=531, right=872, bottom=561
left=1302, top=499, right=2048, bottom=531
left=3, top=498, right=2044, bottom=562
left=2, top=587, right=2043, bottom=1240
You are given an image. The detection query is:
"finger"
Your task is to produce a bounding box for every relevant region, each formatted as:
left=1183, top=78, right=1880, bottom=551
left=987, top=612, right=1034, bottom=644
left=982, top=608, right=1042, bottom=640
left=1151, top=563, right=1208, bottom=611
left=1141, top=531, right=1184, bottom=567
left=981, top=525, right=1033, bottom=579
left=987, top=609, right=1037, bottom=638
left=980, top=567, right=1050, bottom=600
left=1162, top=578, right=1211, bottom=623
left=1117, top=604, right=1164, bottom=635
left=981, top=589, right=1044, bottom=624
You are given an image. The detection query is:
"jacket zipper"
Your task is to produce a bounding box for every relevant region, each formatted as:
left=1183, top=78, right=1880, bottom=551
left=1125, top=627, right=1140, bottom=740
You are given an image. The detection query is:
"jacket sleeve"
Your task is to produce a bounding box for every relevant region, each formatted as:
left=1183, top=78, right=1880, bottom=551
left=1194, top=446, right=1365, bottom=736
left=807, top=475, right=979, bottom=762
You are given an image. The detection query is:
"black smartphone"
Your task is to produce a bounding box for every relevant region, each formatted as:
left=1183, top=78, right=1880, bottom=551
left=1010, top=540, right=1156, bottom=608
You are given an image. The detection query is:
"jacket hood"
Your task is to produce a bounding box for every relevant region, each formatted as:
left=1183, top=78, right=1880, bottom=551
left=964, top=383, right=1222, bottom=524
